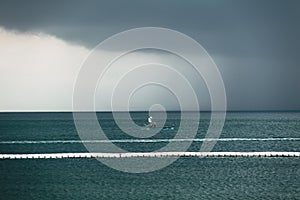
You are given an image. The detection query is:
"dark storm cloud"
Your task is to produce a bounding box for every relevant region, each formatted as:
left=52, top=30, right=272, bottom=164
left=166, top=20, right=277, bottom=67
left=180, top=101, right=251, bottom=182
left=0, top=0, right=299, bottom=110
left=0, top=1, right=298, bottom=48
left=0, top=0, right=299, bottom=60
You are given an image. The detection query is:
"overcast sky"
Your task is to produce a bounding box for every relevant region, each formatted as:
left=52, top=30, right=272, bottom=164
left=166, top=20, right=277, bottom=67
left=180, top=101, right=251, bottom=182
left=0, top=0, right=299, bottom=111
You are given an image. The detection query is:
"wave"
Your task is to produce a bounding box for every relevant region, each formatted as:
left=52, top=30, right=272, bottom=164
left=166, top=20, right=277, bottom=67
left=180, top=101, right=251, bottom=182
left=0, top=152, right=299, bottom=159
left=0, top=137, right=299, bottom=144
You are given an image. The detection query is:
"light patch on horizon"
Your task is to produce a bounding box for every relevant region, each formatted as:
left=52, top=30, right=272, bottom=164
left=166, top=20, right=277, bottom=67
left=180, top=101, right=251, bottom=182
left=94, top=49, right=210, bottom=111
left=0, top=27, right=89, bottom=111
left=0, top=28, right=210, bottom=111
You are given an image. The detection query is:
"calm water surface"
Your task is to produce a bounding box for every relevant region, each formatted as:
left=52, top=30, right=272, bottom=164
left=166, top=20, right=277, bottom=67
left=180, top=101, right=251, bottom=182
left=0, top=112, right=299, bottom=199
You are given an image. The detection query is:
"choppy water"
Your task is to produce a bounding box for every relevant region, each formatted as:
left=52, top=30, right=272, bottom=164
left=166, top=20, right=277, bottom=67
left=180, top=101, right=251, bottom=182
left=0, top=112, right=299, bottom=199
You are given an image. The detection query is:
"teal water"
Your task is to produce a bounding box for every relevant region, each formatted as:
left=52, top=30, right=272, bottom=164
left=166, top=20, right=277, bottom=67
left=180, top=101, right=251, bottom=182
left=0, top=112, right=299, bottom=199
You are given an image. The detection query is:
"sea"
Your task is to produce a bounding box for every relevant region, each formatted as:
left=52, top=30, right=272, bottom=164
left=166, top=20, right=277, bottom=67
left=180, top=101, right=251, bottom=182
left=0, top=111, right=299, bottom=199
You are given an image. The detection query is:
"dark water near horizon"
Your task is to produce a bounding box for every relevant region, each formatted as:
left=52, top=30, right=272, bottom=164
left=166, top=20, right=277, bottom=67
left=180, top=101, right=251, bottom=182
left=0, top=112, right=299, bottom=199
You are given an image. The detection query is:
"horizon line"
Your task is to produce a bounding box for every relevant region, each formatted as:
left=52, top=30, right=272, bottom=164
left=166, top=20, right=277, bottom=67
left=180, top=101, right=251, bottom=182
left=0, top=109, right=299, bottom=113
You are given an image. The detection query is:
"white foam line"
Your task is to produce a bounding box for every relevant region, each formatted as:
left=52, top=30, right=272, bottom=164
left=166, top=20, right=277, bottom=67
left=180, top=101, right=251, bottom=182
left=0, top=152, right=299, bottom=159
left=0, top=138, right=299, bottom=144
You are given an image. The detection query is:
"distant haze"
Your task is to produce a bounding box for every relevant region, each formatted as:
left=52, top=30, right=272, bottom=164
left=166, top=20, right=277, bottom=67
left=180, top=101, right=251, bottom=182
left=0, top=0, right=299, bottom=111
